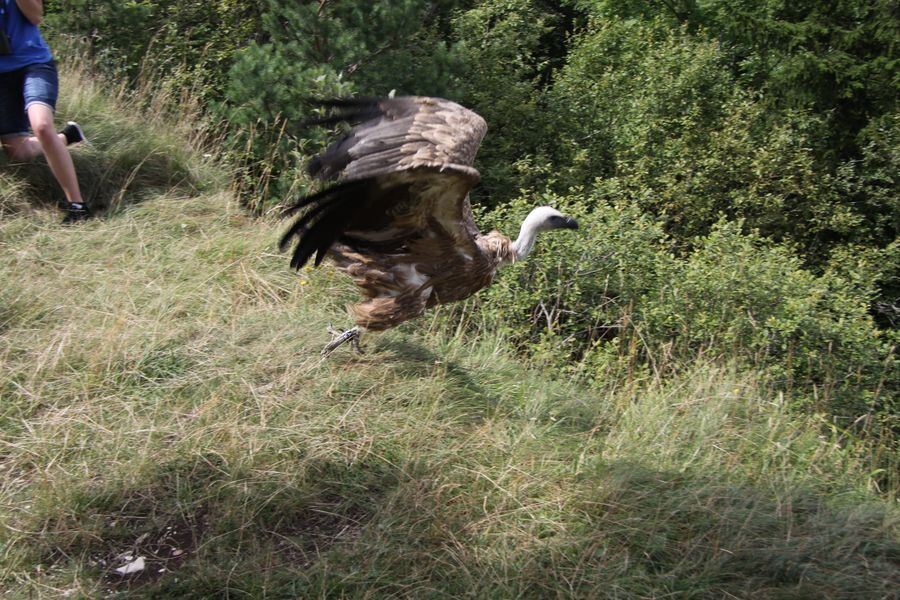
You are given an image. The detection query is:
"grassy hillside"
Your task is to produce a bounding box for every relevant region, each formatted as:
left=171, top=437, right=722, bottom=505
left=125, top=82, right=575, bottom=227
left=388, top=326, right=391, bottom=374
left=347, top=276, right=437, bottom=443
left=1, top=68, right=898, bottom=598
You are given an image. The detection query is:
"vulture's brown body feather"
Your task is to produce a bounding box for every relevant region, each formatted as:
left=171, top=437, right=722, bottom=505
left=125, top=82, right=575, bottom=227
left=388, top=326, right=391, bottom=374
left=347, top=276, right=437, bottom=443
left=280, top=97, right=520, bottom=331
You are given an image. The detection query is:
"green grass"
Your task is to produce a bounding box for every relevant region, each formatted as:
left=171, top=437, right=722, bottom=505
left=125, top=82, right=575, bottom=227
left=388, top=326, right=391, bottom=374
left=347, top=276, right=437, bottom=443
left=0, top=66, right=898, bottom=599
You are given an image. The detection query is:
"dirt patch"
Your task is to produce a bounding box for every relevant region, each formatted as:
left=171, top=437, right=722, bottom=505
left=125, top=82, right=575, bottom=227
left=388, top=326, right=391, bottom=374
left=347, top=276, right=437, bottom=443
left=96, top=507, right=209, bottom=591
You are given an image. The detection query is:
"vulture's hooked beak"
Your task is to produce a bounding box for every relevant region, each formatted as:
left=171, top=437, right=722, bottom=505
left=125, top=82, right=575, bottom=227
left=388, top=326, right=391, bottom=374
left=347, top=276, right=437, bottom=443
left=562, top=216, right=579, bottom=230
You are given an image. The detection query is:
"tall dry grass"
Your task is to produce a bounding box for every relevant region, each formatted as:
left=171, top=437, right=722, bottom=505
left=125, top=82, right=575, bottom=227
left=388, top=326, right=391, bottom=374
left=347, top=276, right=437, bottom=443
left=0, top=48, right=219, bottom=218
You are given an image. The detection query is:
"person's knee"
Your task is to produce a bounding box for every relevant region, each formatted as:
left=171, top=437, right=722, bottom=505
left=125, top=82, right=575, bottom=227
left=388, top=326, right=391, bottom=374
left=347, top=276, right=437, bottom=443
left=31, top=119, right=57, bottom=143
left=26, top=104, right=57, bottom=141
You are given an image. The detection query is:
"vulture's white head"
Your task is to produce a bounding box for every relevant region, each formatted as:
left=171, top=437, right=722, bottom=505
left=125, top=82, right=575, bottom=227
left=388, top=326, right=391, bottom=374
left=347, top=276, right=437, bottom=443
left=511, top=206, right=579, bottom=261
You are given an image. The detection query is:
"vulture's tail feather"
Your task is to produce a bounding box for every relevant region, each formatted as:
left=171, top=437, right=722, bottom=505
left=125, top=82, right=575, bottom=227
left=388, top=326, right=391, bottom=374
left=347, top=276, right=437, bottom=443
left=307, top=96, right=382, bottom=109
left=280, top=179, right=362, bottom=218
left=288, top=198, right=355, bottom=270
left=279, top=178, right=373, bottom=270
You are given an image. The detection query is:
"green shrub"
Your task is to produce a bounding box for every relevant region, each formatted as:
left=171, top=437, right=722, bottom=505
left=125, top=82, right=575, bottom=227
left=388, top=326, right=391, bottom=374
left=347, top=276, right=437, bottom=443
left=449, top=0, right=573, bottom=204
left=471, top=188, right=896, bottom=429
left=217, top=56, right=351, bottom=212
left=216, top=0, right=471, bottom=211
left=543, top=17, right=893, bottom=261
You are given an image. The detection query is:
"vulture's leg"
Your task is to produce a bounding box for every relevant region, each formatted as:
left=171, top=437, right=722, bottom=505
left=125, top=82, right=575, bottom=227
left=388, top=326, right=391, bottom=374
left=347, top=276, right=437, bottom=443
left=322, top=323, right=364, bottom=357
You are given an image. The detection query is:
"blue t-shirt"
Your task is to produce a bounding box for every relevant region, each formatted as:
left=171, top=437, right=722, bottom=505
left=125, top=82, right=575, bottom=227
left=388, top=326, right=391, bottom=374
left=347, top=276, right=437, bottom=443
left=0, top=0, right=53, bottom=73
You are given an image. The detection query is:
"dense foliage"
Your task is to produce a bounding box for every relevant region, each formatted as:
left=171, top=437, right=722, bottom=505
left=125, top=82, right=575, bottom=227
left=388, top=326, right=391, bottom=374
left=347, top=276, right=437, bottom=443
left=42, top=1, right=897, bottom=434
left=476, top=192, right=897, bottom=433
left=44, top=1, right=898, bottom=246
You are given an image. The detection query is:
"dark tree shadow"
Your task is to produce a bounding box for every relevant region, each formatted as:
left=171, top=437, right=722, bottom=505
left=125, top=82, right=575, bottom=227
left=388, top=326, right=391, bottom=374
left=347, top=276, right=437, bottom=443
left=21, top=454, right=404, bottom=595
left=14, top=449, right=899, bottom=598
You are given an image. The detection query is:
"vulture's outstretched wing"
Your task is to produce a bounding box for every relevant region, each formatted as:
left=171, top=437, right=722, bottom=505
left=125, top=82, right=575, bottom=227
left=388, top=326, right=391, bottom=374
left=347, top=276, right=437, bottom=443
left=279, top=96, right=488, bottom=270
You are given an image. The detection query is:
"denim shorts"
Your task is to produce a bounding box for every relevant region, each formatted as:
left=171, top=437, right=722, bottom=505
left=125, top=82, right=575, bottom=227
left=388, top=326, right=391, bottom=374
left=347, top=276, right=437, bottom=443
left=0, top=61, right=59, bottom=137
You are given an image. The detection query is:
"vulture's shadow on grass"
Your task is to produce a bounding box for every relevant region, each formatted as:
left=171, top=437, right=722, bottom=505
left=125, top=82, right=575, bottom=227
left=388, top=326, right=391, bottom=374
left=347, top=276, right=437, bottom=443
left=373, top=336, right=504, bottom=415
left=19, top=452, right=900, bottom=597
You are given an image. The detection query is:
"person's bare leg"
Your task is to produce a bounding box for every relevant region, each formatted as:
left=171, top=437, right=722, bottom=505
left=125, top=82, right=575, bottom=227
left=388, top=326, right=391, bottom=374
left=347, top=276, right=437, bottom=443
left=1, top=130, right=68, bottom=161
left=22, top=103, right=83, bottom=204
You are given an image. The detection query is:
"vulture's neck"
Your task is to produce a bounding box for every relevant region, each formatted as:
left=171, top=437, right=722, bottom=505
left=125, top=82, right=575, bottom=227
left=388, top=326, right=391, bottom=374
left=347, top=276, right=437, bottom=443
left=511, top=218, right=542, bottom=261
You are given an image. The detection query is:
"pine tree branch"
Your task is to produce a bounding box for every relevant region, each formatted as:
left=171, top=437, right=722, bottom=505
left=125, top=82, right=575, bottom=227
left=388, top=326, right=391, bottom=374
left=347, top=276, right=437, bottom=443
left=342, top=4, right=439, bottom=76
left=345, top=39, right=397, bottom=75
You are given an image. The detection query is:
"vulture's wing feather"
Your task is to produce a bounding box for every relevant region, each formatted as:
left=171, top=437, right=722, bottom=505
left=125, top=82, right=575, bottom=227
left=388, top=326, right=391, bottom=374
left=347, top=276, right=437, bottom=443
left=306, top=96, right=486, bottom=182
left=281, top=96, right=488, bottom=271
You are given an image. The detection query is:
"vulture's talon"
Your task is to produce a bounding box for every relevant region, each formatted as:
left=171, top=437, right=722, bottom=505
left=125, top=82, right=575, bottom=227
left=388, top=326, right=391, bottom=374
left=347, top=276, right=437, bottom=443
left=321, top=326, right=362, bottom=357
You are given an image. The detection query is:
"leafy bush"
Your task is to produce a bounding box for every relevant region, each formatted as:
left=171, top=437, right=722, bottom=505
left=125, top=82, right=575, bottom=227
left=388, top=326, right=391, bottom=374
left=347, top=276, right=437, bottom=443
left=472, top=188, right=897, bottom=429
left=218, top=56, right=351, bottom=212
left=544, top=17, right=899, bottom=263
left=215, top=0, right=474, bottom=210
left=449, top=0, right=576, bottom=203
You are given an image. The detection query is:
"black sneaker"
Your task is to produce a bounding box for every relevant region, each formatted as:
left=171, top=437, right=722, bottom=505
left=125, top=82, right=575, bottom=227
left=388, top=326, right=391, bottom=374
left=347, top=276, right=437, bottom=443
left=61, top=121, right=89, bottom=146
left=62, top=202, right=92, bottom=224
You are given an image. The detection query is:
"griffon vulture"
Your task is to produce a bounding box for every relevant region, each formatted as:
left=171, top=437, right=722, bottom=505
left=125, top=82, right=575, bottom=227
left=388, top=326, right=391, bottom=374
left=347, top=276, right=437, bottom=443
left=279, top=96, right=579, bottom=355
